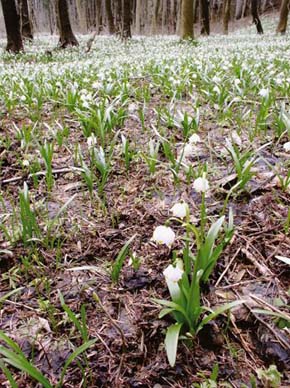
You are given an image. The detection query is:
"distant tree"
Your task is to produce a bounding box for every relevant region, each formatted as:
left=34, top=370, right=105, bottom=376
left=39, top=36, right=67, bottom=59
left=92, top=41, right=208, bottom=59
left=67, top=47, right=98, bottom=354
left=122, top=0, right=132, bottom=38
left=151, top=0, right=159, bottom=34
left=56, top=0, right=79, bottom=48
left=19, top=0, right=33, bottom=40
left=105, top=0, right=115, bottom=33
left=180, top=0, right=194, bottom=39
left=0, top=0, right=24, bottom=53
left=276, top=0, right=289, bottom=34
left=200, top=0, right=210, bottom=35
left=251, top=0, right=263, bottom=34
left=135, top=0, right=142, bottom=34
left=223, top=0, right=231, bottom=34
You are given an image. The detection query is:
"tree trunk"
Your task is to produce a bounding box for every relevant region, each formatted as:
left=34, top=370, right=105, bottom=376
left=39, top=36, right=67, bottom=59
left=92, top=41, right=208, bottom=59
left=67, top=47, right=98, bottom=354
left=223, top=0, right=231, bottom=34
left=251, top=0, right=263, bottom=33
left=76, top=0, right=86, bottom=33
left=1, top=0, right=24, bottom=53
left=122, top=0, right=132, bottom=38
left=19, top=0, right=33, bottom=40
left=181, top=0, right=194, bottom=39
left=95, top=0, right=102, bottom=33
left=151, top=0, right=159, bottom=34
left=235, top=0, right=244, bottom=19
left=105, top=0, right=115, bottom=33
left=200, top=0, right=210, bottom=35
left=56, top=0, right=78, bottom=48
left=276, top=0, right=289, bottom=34
left=135, top=0, right=141, bottom=34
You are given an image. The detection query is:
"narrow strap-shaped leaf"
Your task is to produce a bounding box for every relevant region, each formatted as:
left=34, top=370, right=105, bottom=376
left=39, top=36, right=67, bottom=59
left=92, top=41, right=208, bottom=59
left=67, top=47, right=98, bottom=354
left=165, top=323, right=183, bottom=367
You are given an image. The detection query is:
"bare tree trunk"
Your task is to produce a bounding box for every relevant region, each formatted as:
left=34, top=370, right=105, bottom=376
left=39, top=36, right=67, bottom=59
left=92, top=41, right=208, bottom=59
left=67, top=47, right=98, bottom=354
left=135, top=0, right=141, bottom=34
left=105, top=0, right=115, bottom=33
left=1, top=0, right=24, bottom=52
left=251, top=0, right=263, bottom=33
left=235, top=0, right=244, bottom=19
left=276, top=0, right=289, bottom=34
left=76, top=0, right=86, bottom=33
left=200, top=0, right=210, bottom=35
left=122, top=0, right=132, bottom=38
left=223, top=0, right=231, bottom=34
left=95, top=0, right=102, bottom=33
left=181, top=0, right=194, bottom=39
left=151, top=0, right=159, bottom=34
left=56, top=0, right=79, bottom=48
left=19, top=0, right=33, bottom=40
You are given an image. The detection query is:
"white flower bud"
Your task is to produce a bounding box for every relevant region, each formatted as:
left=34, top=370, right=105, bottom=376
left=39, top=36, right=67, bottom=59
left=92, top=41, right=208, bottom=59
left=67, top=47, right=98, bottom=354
left=283, top=142, right=290, bottom=152
left=152, top=226, right=175, bottom=247
left=163, top=264, right=183, bottom=283
left=170, top=203, right=188, bottom=219
left=193, top=174, right=210, bottom=193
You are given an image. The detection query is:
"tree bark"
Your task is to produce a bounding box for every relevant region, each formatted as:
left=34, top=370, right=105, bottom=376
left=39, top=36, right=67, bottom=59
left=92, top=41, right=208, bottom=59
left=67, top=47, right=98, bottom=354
left=122, top=0, right=132, bottom=38
left=181, top=0, right=194, bottom=39
left=135, top=0, right=141, bottom=34
left=151, top=0, right=160, bottom=34
left=19, top=0, right=33, bottom=40
left=276, top=0, right=289, bottom=34
left=251, top=0, right=263, bottom=33
left=105, top=0, right=115, bottom=34
left=223, top=0, right=231, bottom=34
left=235, top=0, right=244, bottom=19
left=56, top=0, right=78, bottom=48
left=1, top=0, right=24, bottom=53
left=200, top=0, right=210, bottom=35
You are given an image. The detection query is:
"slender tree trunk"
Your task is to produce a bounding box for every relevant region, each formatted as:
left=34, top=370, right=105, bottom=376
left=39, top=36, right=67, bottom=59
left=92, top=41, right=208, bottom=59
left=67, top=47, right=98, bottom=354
left=105, top=0, right=115, bottom=33
left=19, top=0, right=33, bottom=40
left=56, top=0, right=79, bottom=48
left=223, top=0, right=231, bottom=34
left=1, top=0, right=24, bottom=53
left=122, top=0, right=132, bottom=38
left=95, top=0, right=102, bottom=33
left=276, top=0, right=289, bottom=34
left=235, top=0, right=244, bottom=19
left=76, top=0, right=86, bottom=33
left=135, top=0, right=141, bottom=34
left=251, top=0, right=263, bottom=33
left=151, top=0, right=159, bottom=34
left=181, top=0, right=194, bottom=39
left=200, top=0, right=210, bottom=35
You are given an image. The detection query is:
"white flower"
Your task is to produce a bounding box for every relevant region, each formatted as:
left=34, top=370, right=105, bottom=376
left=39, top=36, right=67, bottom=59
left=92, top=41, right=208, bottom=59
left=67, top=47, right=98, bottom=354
left=183, top=143, right=194, bottom=158
left=163, top=264, right=183, bottom=283
left=213, top=85, right=220, bottom=94
left=22, top=159, right=30, bottom=167
left=283, top=142, right=290, bottom=152
left=212, top=76, right=221, bottom=83
left=170, top=203, right=188, bottom=218
left=152, top=226, right=175, bottom=247
left=189, top=134, right=201, bottom=144
left=193, top=174, right=210, bottom=193
left=87, top=134, right=97, bottom=148
left=231, top=131, right=242, bottom=146
left=259, top=88, right=269, bottom=99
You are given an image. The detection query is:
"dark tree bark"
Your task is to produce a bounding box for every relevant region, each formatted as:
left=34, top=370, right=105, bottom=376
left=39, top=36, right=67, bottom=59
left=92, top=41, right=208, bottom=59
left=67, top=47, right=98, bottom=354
left=122, top=0, right=132, bottom=38
left=19, top=0, right=33, bottom=40
left=105, top=0, right=115, bottom=34
left=1, top=0, right=24, bottom=53
left=276, top=0, right=289, bottom=34
left=251, top=0, right=263, bottom=34
left=200, top=0, right=210, bottom=35
left=181, top=0, right=194, bottom=39
left=223, top=0, right=231, bottom=34
left=56, top=0, right=79, bottom=48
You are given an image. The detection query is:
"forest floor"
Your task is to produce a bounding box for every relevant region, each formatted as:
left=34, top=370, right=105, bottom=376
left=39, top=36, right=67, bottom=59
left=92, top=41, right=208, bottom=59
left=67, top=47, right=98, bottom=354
left=0, top=17, right=290, bottom=388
